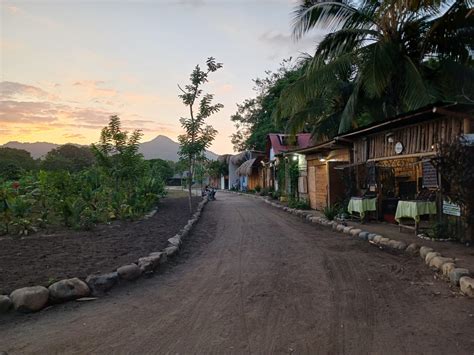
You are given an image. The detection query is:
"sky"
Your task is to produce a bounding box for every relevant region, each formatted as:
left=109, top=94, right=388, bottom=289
left=0, top=0, right=324, bottom=154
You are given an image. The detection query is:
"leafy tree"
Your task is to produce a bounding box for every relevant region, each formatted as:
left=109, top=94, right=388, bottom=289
left=92, top=115, right=145, bottom=185
left=41, top=144, right=95, bottom=172
left=0, top=147, right=37, bottom=180
left=178, top=57, right=223, bottom=211
left=279, top=0, right=474, bottom=134
left=231, top=59, right=306, bottom=152
left=207, top=160, right=228, bottom=178
left=148, top=159, right=174, bottom=181
left=432, top=137, right=474, bottom=240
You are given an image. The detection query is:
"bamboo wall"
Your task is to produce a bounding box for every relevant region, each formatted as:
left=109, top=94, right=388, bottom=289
left=353, top=116, right=464, bottom=163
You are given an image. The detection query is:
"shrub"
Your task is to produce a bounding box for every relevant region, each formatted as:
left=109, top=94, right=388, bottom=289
left=323, top=205, right=339, bottom=220
left=288, top=198, right=311, bottom=210
left=255, top=185, right=261, bottom=193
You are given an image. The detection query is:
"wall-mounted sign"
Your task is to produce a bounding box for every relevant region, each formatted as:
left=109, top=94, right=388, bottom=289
left=443, top=200, right=461, bottom=216
left=394, top=142, right=404, bottom=154
left=422, top=161, right=438, bottom=188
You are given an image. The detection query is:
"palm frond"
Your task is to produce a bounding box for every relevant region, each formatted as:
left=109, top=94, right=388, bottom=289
left=360, top=41, right=399, bottom=98
left=400, top=55, right=434, bottom=109
left=292, top=1, right=362, bottom=39
left=339, top=76, right=362, bottom=133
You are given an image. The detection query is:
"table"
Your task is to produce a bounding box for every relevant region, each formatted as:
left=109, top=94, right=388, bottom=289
left=347, top=197, right=377, bottom=220
left=395, top=200, right=437, bottom=234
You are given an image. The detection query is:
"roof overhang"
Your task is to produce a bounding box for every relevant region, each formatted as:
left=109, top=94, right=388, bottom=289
left=338, top=102, right=474, bottom=140
left=286, top=139, right=352, bottom=155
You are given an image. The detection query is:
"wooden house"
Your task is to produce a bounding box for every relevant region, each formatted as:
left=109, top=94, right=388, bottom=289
left=338, top=103, right=474, bottom=235
left=289, top=140, right=351, bottom=210
left=262, top=133, right=313, bottom=192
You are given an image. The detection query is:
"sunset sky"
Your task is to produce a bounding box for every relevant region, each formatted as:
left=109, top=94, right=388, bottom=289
left=1, top=0, right=323, bottom=154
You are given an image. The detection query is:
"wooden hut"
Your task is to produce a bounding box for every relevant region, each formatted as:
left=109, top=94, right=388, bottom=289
left=339, top=102, right=474, bottom=234
left=290, top=140, right=351, bottom=210
left=263, top=133, right=313, bottom=193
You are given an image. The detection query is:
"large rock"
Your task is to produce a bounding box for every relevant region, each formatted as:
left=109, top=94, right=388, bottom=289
left=429, top=256, right=454, bottom=270
left=350, top=228, right=362, bottom=237
left=449, top=268, right=470, bottom=286
left=164, top=245, right=179, bottom=257
left=137, top=255, right=161, bottom=273
left=86, top=272, right=118, bottom=296
left=388, top=240, right=407, bottom=250
left=0, top=295, right=12, bottom=313
left=372, top=235, right=384, bottom=244
left=343, top=226, right=354, bottom=234
left=419, top=246, right=434, bottom=259
left=367, top=233, right=377, bottom=241
left=459, top=276, right=474, bottom=298
left=117, top=264, right=142, bottom=281
left=168, top=235, right=181, bottom=247
left=378, top=237, right=391, bottom=247
left=150, top=252, right=167, bottom=265
left=10, top=286, right=49, bottom=312
left=425, top=252, right=441, bottom=265
left=48, top=278, right=90, bottom=303
left=405, top=243, right=420, bottom=255
left=441, top=262, right=456, bottom=277
left=358, top=231, right=369, bottom=240
left=336, top=224, right=346, bottom=232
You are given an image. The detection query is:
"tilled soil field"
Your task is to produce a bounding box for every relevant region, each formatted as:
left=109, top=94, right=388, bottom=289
left=0, top=194, right=200, bottom=294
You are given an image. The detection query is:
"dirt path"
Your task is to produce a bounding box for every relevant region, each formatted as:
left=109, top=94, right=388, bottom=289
left=1, top=193, right=473, bottom=354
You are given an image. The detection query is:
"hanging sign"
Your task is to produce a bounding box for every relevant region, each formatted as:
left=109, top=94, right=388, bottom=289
left=442, top=200, right=461, bottom=216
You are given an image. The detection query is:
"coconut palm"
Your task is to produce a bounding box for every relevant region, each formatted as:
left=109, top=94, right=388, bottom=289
left=278, top=0, right=474, bottom=134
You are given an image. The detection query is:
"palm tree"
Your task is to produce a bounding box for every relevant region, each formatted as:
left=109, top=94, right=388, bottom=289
left=278, top=0, right=473, bottom=134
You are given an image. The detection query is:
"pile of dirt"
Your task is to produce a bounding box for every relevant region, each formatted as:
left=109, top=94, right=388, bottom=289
left=0, top=196, right=200, bottom=294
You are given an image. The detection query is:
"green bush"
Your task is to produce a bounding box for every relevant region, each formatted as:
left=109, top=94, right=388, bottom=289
left=323, top=205, right=339, bottom=220
left=288, top=198, right=311, bottom=210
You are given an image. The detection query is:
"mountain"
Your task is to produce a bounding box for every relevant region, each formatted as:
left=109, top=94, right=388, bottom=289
left=1, top=135, right=218, bottom=162
left=2, top=141, right=59, bottom=159
left=139, top=135, right=218, bottom=161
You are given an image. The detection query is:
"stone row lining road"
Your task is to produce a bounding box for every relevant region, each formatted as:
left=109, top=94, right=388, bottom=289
left=1, top=193, right=473, bottom=354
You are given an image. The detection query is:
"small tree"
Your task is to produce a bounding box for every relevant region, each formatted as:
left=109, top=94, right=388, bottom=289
left=432, top=137, right=474, bottom=241
left=178, top=57, right=223, bottom=212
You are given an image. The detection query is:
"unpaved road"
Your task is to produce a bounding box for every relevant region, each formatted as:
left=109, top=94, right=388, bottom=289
left=1, top=193, right=473, bottom=354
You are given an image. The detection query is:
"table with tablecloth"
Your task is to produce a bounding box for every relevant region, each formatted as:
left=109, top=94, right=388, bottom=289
left=395, top=200, right=437, bottom=234
left=347, top=197, right=377, bottom=219
left=395, top=200, right=437, bottom=223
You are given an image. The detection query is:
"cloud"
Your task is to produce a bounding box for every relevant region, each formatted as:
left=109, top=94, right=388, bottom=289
left=0, top=100, right=59, bottom=123
left=0, top=81, right=172, bottom=144
left=71, top=80, right=118, bottom=99
left=63, top=133, right=86, bottom=140
left=0, top=81, right=50, bottom=100
left=5, top=5, right=21, bottom=14
left=258, top=30, right=324, bottom=59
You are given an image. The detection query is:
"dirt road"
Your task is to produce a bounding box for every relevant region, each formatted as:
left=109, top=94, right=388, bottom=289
left=1, top=193, right=473, bottom=354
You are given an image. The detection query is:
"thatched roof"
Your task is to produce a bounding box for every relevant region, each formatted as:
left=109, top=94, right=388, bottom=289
left=231, top=151, right=249, bottom=165
left=236, top=158, right=257, bottom=176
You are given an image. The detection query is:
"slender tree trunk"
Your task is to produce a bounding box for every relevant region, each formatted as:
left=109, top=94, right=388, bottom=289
left=188, top=156, right=193, bottom=213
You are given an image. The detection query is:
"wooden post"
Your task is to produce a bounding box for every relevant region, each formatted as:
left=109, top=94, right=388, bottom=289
left=463, top=117, right=471, bottom=134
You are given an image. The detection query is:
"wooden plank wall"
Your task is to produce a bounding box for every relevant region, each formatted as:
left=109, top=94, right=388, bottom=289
left=353, top=117, right=464, bottom=163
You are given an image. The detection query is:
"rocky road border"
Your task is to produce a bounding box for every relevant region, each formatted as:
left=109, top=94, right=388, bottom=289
left=0, top=198, right=208, bottom=315
left=226, top=191, right=474, bottom=299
